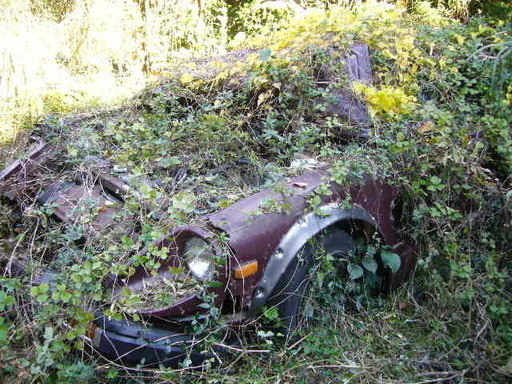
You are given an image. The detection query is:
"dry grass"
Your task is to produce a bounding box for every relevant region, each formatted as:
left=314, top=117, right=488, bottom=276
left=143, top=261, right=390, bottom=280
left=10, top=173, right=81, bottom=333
left=0, top=0, right=230, bottom=166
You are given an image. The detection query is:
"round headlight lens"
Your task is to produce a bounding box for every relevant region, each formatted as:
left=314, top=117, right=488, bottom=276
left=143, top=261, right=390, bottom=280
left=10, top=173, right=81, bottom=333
left=183, top=236, right=215, bottom=281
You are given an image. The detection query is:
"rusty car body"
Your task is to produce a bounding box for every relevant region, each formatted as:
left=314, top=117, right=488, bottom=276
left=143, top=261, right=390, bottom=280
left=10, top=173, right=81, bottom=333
left=0, top=137, right=415, bottom=368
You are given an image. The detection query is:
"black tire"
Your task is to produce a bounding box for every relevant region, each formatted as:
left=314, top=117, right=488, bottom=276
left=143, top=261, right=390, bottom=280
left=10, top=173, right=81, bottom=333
left=268, top=227, right=356, bottom=340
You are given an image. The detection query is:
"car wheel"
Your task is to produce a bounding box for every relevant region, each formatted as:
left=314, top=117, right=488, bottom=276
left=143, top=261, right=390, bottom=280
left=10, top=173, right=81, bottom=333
left=268, top=226, right=358, bottom=341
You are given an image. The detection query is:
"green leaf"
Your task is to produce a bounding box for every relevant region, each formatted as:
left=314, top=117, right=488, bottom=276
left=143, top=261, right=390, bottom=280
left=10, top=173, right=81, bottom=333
left=381, top=250, right=401, bottom=273
left=347, top=264, right=364, bottom=280
left=121, top=236, right=135, bottom=248
left=157, top=156, right=181, bottom=168
left=355, top=237, right=366, bottom=252
left=362, top=257, right=378, bottom=274
left=36, top=294, right=49, bottom=303
left=0, top=324, right=8, bottom=342
left=0, top=291, right=15, bottom=311
left=259, top=48, right=272, bottom=61
left=169, top=266, right=185, bottom=275
left=106, top=370, right=119, bottom=379
left=257, top=330, right=274, bottom=338
left=30, top=286, right=39, bottom=296
left=121, top=287, right=133, bottom=297
left=172, top=191, right=195, bottom=213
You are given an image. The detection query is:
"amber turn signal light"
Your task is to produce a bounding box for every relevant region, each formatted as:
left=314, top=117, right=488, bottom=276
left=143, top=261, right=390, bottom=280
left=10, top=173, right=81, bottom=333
left=233, top=260, right=258, bottom=279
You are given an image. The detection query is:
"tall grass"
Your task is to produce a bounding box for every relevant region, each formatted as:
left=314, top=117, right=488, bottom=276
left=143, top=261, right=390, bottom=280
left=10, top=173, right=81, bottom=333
left=0, top=2, right=60, bottom=140
left=0, top=0, right=230, bottom=166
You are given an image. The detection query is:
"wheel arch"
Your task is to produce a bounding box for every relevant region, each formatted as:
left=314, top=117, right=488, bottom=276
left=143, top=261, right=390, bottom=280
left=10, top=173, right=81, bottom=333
left=246, top=203, right=380, bottom=317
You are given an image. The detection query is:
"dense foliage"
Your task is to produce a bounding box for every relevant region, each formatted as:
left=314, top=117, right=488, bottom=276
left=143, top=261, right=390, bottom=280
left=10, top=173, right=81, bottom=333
left=0, top=1, right=511, bottom=383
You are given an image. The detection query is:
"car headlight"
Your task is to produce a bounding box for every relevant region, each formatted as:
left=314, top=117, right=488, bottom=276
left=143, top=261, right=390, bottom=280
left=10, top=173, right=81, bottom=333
left=183, top=236, right=215, bottom=281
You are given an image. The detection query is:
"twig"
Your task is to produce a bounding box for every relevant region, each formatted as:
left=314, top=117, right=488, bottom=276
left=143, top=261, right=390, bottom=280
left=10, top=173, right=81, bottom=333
left=475, top=318, right=490, bottom=341
left=286, top=332, right=312, bottom=351
left=308, top=364, right=361, bottom=369
left=416, top=369, right=467, bottom=384
left=415, top=374, right=461, bottom=384
left=213, top=342, right=270, bottom=354
left=420, top=371, right=460, bottom=377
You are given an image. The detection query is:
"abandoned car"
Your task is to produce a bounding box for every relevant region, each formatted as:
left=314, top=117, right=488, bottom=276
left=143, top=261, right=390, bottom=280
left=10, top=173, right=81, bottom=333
left=0, top=43, right=419, bottom=367
left=0, top=137, right=415, bottom=368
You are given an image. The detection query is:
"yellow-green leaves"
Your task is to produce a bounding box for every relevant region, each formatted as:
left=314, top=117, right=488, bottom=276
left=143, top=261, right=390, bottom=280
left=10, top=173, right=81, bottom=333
left=353, top=83, right=416, bottom=119
left=179, top=73, right=195, bottom=85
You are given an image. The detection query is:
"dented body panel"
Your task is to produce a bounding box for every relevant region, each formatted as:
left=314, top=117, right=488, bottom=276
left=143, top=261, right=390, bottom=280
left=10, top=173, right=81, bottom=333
left=0, top=140, right=59, bottom=202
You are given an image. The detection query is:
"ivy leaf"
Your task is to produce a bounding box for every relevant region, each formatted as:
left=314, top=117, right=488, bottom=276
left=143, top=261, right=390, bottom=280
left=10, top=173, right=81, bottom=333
left=362, top=257, right=378, bottom=273
left=381, top=249, right=401, bottom=273
left=36, top=294, right=49, bottom=303
left=347, top=264, right=364, bottom=280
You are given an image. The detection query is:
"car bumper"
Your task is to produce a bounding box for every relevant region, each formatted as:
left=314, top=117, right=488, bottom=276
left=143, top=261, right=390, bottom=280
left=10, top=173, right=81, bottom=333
left=91, top=315, right=214, bottom=368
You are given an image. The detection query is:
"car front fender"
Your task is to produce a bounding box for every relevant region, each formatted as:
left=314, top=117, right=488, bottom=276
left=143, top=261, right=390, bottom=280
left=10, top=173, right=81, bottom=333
left=246, top=203, right=377, bottom=317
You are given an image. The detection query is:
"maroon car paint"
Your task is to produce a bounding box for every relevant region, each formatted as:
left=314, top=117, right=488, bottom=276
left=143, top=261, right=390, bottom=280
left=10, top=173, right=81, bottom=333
left=207, top=169, right=413, bottom=307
